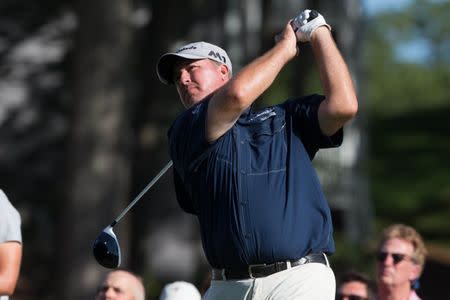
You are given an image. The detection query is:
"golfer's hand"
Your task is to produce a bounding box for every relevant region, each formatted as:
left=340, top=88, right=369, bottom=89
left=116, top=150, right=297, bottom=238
left=292, top=9, right=331, bottom=42
left=274, top=21, right=299, bottom=58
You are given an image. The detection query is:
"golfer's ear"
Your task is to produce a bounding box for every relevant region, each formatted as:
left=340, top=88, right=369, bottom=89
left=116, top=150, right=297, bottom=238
left=220, top=64, right=230, bottom=81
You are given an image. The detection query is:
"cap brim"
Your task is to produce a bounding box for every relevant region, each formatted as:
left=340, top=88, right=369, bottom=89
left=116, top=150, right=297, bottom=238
left=156, top=53, right=207, bottom=85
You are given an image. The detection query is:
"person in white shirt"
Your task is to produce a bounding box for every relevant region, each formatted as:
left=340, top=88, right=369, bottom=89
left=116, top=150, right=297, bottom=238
left=0, top=189, right=22, bottom=300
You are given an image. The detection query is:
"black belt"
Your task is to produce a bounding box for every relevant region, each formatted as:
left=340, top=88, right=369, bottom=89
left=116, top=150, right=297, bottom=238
left=211, top=253, right=328, bottom=280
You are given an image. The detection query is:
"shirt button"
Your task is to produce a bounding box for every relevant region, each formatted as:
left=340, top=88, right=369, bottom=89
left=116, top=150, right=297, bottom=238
left=240, top=169, right=245, bottom=174
left=240, top=140, right=244, bottom=144
left=240, top=201, right=247, bottom=206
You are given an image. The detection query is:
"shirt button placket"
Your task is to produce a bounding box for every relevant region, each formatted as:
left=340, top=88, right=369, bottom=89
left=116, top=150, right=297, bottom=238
left=241, top=138, right=252, bottom=242
left=237, top=130, right=252, bottom=246
left=240, top=140, right=246, bottom=174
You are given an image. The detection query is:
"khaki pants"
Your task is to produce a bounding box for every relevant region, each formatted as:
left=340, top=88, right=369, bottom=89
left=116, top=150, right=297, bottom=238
left=204, top=262, right=335, bottom=300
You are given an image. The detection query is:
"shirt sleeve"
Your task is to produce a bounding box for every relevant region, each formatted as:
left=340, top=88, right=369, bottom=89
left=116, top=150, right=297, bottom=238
left=167, top=101, right=211, bottom=214
left=0, top=190, right=22, bottom=244
left=286, top=94, right=343, bottom=159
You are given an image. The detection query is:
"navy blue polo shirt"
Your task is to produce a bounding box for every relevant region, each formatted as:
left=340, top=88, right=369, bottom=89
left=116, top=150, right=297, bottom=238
left=168, top=94, right=343, bottom=269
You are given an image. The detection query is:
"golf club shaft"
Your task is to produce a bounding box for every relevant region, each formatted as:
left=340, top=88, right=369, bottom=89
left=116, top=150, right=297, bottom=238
left=110, top=160, right=173, bottom=226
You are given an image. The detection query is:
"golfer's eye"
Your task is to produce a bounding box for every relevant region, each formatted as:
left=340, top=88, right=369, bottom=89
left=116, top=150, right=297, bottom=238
left=174, top=68, right=189, bottom=82
left=188, top=64, right=199, bottom=71
left=173, top=70, right=181, bottom=82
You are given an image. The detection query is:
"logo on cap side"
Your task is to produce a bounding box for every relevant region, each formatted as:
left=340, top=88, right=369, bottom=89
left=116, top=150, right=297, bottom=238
left=176, top=46, right=197, bottom=53
left=208, top=51, right=226, bottom=63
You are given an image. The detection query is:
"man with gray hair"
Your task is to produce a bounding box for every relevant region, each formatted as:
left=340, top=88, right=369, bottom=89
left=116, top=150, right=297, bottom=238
left=95, top=269, right=145, bottom=300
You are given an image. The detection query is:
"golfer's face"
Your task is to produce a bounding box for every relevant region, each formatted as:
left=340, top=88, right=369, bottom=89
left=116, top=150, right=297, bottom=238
left=174, top=59, right=227, bottom=108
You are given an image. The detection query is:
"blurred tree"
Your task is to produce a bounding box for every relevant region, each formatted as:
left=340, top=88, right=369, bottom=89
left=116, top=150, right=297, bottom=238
left=364, top=1, right=450, bottom=298
left=364, top=0, right=450, bottom=235
left=57, top=0, right=135, bottom=299
left=130, top=0, right=205, bottom=288
left=0, top=1, right=74, bottom=298
left=316, top=0, right=371, bottom=247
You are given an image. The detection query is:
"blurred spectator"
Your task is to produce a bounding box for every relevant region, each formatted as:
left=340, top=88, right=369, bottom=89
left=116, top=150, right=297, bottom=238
left=159, top=281, right=201, bottom=300
left=95, top=269, right=145, bottom=300
left=376, top=224, right=427, bottom=300
left=336, top=270, right=376, bottom=300
left=0, top=189, right=22, bottom=300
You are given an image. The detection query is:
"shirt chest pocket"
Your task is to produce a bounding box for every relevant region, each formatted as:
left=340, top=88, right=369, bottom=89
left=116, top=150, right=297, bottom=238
left=245, top=117, right=287, bottom=175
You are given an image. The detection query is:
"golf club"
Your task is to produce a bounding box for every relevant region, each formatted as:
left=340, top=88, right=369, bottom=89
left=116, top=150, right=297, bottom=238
left=92, top=160, right=173, bottom=268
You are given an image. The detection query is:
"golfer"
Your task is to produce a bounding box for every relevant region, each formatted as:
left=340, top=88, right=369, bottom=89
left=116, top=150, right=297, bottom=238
left=157, top=9, right=358, bottom=299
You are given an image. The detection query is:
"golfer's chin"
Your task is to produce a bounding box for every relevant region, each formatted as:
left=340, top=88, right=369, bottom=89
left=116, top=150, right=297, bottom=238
left=183, top=95, right=207, bottom=109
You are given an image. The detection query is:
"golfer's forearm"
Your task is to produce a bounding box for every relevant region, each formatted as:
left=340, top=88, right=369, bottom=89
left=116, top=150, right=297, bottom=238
left=220, top=40, right=294, bottom=111
left=311, top=28, right=358, bottom=123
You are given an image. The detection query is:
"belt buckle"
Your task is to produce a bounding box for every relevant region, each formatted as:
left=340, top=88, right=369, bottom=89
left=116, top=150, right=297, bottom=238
left=273, top=261, right=285, bottom=272
left=298, top=256, right=308, bottom=265
left=248, top=263, right=266, bottom=279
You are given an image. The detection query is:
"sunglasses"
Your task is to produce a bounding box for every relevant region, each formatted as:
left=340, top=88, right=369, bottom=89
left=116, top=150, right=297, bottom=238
left=376, top=251, right=412, bottom=265
left=336, top=294, right=368, bottom=300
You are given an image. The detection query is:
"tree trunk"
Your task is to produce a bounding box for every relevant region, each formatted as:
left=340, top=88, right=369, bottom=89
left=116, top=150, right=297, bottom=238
left=57, top=0, right=134, bottom=299
left=312, top=0, right=372, bottom=244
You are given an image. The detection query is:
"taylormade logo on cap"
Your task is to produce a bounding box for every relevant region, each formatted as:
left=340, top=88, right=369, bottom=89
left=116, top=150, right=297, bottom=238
left=156, top=41, right=232, bottom=84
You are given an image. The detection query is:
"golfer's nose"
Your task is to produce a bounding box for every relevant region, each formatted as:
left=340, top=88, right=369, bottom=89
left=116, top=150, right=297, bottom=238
left=179, top=69, right=191, bottom=84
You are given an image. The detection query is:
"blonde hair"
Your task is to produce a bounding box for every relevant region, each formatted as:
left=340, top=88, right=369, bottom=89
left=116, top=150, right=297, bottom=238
left=378, top=224, right=427, bottom=271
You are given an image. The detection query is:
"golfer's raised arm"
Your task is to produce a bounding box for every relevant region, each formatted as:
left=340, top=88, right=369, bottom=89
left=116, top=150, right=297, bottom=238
left=311, top=27, right=358, bottom=136
left=206, top=22, right=298, bottom=142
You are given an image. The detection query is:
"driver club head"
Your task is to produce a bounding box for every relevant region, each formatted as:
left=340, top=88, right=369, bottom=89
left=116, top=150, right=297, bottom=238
left=92, top=225, right=121, bottom=269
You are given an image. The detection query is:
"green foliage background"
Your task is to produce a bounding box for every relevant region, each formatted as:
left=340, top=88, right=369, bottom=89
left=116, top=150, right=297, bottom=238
left=333, top=0, right=450, bottom=284
left=365, top=0, right=450, bottom=242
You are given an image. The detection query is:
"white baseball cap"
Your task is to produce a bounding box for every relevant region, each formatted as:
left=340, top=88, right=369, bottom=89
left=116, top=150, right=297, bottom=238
left=156, top=41, right=232, bottom=85
left=159, top=281, right=201, bottom=300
